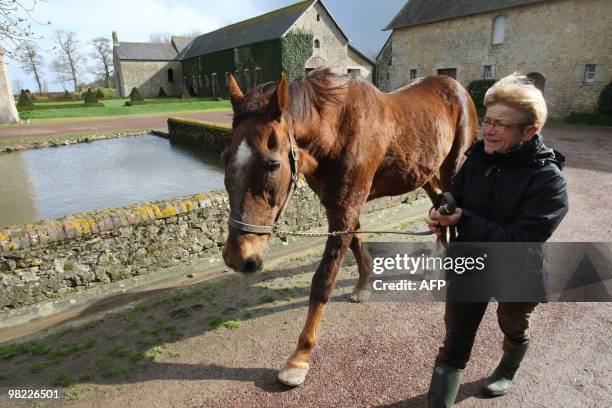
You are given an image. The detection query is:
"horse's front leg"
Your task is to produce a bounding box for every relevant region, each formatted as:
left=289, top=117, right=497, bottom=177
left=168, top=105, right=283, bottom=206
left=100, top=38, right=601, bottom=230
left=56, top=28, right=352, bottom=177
left=278, top=209, right=358, bottom=386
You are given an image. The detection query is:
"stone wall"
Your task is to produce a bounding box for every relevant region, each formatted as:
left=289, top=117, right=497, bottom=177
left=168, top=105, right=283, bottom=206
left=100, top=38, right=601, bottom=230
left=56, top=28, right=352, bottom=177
left=0, top=55, right=19, bottom=124
left=116, top=60, right=183, bottom=98
left=380, top=0, right=612, bottom=117
left=347, top=47, right=373, bottom=82
left=167, top=118, right=230, bottom=153
left=0, top=186, right=415, bottom=312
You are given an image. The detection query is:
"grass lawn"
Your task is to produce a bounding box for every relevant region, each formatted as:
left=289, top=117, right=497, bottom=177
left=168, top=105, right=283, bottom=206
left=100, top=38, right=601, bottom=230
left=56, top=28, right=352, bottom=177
left=18, top=98, right=231, bottom=120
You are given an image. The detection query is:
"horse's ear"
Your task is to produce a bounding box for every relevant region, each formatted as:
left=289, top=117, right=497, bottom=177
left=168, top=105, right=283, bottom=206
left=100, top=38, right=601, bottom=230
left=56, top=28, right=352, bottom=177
left=268, top=73, right=289, bottom=119
left=228, top=74, right=244, bottom=111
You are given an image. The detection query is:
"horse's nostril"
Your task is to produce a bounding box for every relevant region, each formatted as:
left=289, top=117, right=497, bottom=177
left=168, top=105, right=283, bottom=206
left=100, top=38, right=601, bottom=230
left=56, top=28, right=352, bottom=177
left=243, top=258, right=259, bottom=273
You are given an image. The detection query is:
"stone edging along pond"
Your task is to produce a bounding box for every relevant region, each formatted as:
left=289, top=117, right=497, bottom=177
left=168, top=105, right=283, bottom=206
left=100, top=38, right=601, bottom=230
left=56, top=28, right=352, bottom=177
left=0, top=130, right=153, bottom=154
left=0, top=118, right=419, bottom=312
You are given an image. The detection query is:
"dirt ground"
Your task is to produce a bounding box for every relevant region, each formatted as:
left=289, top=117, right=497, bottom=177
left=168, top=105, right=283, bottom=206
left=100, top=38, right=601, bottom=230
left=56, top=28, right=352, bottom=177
left=0, top=122, right=610, bottom=407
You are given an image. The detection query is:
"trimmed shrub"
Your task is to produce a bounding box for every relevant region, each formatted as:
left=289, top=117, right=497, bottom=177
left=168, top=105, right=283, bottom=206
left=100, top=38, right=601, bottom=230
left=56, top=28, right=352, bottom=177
left=597, top=81, right=612, bottom=114
left=17, top=90, right=33, bottom=107
left=467, top=79, right=496, bottom=109
left=129, top=87, right=144, bottom=102
left=157, top=87, right=167, bottom=98
left=83, top=88, right=99, bottom=104
left=179, top=87, right=191, bottom=99
left=95, top=89, right=105, bottom=99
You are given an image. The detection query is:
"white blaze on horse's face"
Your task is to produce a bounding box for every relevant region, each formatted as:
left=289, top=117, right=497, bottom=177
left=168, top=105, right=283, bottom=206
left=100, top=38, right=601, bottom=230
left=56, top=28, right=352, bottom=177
left=234, top=139, right=252, bottom=170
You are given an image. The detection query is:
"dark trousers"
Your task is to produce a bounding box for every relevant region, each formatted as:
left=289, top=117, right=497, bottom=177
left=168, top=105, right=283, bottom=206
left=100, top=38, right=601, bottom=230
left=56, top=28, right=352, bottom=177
left=436, top=302, right=538, bottom=369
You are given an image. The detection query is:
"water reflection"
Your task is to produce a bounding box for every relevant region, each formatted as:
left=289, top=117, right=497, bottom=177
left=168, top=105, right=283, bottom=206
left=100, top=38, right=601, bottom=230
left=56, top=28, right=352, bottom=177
left=0, top=135, right=225, bottom=228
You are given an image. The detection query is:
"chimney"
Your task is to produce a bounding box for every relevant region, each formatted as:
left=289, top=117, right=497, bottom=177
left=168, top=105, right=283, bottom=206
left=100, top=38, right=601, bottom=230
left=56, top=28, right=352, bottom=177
left=112, top=31, right=119, bottom=45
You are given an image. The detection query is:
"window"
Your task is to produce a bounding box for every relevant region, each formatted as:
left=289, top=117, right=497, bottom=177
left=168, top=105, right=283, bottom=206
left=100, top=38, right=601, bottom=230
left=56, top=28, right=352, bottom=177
left=437, top=68, right=457, bottom=79
left=205, top=74, right=210, bottom=88
left=167, top=69, right=174, bottom=83
left=409, top=69, right=417, bottom=80
left=314, top=39, right=320, bottom=49
left=386, top=72, right=390, bottom=80
left=192, top=75, right=196, bottom=88
left=212, top=73, right=217, bottom=88
left=584, top=64, right=596, bottom=83
left=483, top=65, right=493, bottom=79
left=316, top=13, right=320, bottom=21
left=347, top=68, right=361, bottom=77
left=225, top=72, right=230, bottom=86
left=492, top=16, right=506, bottom=44
left=255, top=67, right=262, bottom=87
left=388, top=55, right=392, bottom=66
left=198, top=74, right=203, bottom=88
left=244, top=68, right=250, bottom=88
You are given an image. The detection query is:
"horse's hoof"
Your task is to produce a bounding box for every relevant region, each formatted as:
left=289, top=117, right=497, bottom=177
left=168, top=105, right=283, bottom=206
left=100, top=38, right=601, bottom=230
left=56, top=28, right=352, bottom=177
left=278, top=363, right=309, bottom=386
left=350, top=288, right=370, bottom=303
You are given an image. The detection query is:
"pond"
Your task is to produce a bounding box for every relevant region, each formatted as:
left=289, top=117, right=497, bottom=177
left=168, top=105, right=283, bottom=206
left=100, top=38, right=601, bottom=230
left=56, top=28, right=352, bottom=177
left=0, top=134, right=225, bottom=228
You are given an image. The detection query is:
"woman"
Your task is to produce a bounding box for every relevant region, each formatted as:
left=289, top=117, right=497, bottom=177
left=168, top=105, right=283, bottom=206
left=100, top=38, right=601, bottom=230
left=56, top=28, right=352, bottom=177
left=425, top=73, right=568, bottom=407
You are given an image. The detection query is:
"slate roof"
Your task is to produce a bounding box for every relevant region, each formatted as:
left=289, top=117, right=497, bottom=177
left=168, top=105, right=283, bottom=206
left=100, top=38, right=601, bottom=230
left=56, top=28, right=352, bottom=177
left=183, top=0, right=349, bottom=60
left=115, top=42, right=179, bottom=61
left=385, top=0, right=548, bottom=30
left=171, top=36, right=195, bottom=53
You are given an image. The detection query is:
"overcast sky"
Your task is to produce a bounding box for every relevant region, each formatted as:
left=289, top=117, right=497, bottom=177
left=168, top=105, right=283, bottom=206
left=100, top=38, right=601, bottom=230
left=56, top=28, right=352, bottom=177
left=8, top=0, right=406, bottom=92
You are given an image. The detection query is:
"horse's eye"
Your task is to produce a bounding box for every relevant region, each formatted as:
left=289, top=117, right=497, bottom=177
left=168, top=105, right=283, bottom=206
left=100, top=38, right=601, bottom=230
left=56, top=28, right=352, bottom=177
left=264, top=160, right=281, bottom=172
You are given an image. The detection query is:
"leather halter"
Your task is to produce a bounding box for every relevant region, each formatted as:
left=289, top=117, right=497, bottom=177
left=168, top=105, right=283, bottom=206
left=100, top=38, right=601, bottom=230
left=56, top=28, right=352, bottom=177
left=227, top=123, right=299, bottom=236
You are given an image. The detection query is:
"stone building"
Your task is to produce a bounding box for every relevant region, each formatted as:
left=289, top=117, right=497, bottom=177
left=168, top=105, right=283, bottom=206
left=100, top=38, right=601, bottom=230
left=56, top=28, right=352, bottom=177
left=377, top=0, right=612, bottom=117
left=113, top=0, right=374, bottom=98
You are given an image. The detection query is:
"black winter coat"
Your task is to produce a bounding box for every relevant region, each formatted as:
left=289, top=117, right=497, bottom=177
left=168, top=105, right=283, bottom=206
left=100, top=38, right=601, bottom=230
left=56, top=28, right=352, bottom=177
left=446, top=134, right=569, bottom=301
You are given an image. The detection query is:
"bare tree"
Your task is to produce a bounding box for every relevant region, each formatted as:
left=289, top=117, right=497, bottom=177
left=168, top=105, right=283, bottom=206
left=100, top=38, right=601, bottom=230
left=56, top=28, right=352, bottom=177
left=88, top=37, right=113, bottom=88
left=53, top=30, right=84, bottom=91
left=18, top=41, right=44, bottom=93
left=0, top=0, right=50, bottom=60
left=50, top=55, right=70, bottom=91
left=149, top=32, right=171, bottom=43
left=182, top=30, right=202, bottom=38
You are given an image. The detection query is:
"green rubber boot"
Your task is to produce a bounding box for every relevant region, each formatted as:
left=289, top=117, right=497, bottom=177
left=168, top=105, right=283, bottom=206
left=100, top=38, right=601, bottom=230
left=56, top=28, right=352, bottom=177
left=427, top=362, right=464, bottom=407
left=482, top=338, right=529, bottom=397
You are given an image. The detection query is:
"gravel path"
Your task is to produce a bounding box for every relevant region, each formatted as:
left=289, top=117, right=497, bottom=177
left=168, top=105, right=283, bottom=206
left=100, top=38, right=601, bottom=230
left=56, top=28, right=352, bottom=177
left=0, top=122, right=610, bottom=408
left=0, top=110, right=233, bottom=140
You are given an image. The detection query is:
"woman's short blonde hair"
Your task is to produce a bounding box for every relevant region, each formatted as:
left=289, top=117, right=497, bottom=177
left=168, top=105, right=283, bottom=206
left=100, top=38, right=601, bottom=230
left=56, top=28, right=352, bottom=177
left=483, top=73, right=548, bottom=129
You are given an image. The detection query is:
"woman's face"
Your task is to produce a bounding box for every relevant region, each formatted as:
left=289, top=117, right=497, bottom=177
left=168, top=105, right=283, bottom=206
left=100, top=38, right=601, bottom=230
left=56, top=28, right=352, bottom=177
left=482, top=104, right=537, bottom=154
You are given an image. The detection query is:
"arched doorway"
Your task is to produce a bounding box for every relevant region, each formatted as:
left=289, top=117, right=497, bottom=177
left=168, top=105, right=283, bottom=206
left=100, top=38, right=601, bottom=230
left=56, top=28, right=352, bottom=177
left=527, top=72, right=545, bottom=92
left=305, top=56, right=327, bottom=74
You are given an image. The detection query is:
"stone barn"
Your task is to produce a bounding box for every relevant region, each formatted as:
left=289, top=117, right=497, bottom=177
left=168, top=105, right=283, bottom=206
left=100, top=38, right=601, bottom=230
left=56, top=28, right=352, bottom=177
left=113, top=0, right=374, bottom=98
left=377, top=0, right=612, bottom=117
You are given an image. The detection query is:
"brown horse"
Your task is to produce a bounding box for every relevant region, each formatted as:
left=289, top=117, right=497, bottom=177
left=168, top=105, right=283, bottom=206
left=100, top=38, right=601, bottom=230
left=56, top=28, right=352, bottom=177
left=221, top=68, right=478, bottom=386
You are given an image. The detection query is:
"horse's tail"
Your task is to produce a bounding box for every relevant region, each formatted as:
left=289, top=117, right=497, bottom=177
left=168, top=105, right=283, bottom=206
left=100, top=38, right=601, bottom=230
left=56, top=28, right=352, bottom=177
left=438, top=82, right=479, bottom=191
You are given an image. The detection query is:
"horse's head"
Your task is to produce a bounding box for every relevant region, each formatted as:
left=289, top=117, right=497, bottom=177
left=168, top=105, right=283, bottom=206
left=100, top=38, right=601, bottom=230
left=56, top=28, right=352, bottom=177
left=222, top=74, right=295, bottom=274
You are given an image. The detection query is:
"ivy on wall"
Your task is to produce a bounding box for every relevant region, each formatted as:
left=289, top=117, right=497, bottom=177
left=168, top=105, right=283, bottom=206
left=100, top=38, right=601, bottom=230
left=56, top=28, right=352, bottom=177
left=281, top=31, right=314, bottom=82
left=180, top=30, right=313, bottom=97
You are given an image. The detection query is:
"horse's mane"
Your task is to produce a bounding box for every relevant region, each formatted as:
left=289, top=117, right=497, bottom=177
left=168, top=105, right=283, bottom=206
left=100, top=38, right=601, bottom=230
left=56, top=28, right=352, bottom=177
left=233, top=68, right=353, bottom=127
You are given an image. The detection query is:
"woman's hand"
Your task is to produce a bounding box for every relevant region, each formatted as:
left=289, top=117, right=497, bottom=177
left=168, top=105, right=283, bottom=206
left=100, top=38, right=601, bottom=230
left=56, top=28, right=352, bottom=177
left=426, top=207, right=463, bottom=234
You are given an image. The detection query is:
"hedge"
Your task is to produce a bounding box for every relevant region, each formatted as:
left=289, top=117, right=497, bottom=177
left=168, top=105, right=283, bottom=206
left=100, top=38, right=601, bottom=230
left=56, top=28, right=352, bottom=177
left=124, top=99, right=200, bottom=106
left=467, top=79, right=496, bottom=109
left=597, top=81, right=612, bottom=114
left=17, top=103, right=105, bottom=111
left=565, top=112, right=612, bottom=126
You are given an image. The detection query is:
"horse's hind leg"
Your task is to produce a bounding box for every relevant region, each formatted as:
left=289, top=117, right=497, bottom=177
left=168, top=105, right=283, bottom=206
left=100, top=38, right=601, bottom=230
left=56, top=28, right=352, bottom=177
left=349, top=222, right=372, bottom=302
